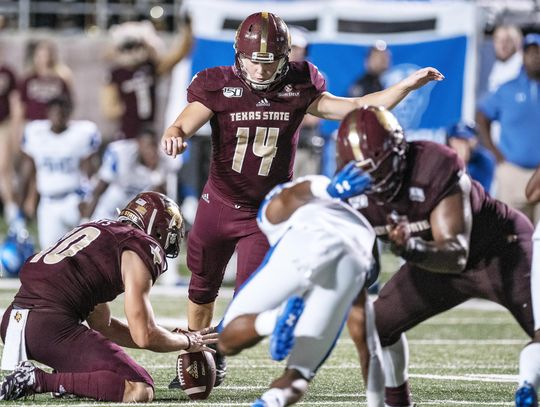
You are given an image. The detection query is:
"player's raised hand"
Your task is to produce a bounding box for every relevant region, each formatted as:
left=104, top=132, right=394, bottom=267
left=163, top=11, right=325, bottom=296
left=401, top=67, right=444, bottom=91
left=327, top=161, right=372, bottom=200
left=161, top=126, right=188, bottom=158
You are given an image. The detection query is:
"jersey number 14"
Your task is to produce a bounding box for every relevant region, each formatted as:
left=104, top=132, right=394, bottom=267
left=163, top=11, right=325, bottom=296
left=232, top=127, right=279, bottom=176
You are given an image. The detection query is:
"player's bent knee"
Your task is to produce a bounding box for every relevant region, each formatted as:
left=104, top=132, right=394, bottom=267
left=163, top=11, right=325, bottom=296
left=123, top=381, right=154, bottom=403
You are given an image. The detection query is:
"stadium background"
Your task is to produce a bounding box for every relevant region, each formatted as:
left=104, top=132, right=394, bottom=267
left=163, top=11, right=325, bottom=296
left=0, top=0, right=537, bottom=405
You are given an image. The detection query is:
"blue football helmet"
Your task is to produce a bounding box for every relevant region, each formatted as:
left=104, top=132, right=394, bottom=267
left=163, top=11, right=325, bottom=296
left=0, top=230, right=35, bottom=277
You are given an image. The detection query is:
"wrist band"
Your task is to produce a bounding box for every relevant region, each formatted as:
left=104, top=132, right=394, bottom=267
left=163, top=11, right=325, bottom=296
left=183, top=332, right=192, bottom=350
left=309, top=177, right=332, bottom=200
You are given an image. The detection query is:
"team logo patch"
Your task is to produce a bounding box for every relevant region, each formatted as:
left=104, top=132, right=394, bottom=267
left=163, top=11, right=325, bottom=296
left=278, top=84, right=300, bottom=97
left=201, top=193, right=210, bottom=204
left=256, top=98, right=270, bottom=107
left=223, top=87, right=243, bottom=98
left=14, top=311, right=22, bottom=323
left=408, top=187, right=425, bottom=202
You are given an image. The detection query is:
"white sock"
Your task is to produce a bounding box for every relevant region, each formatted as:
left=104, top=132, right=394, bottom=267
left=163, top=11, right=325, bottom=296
left=260, top=387, right=286, bottom=407
left=382, top=334, right=409, bottom=388
left=365, top=298, right=385, bottom=407
left=519, top=342, right=540, bottom=389
left=255, top=308, right=280, bottom=336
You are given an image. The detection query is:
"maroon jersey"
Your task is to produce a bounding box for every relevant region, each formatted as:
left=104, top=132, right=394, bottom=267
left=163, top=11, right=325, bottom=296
left=187, top=61, right=326, bottom=209
left=355, top=141, right=514, bottom=268
left=20, top=74, right=71, bottom=120
left=109, top=61, right=157, bottom=139
left=0, top=65, right=16, bottom=122
left=13, top=220, right=166, bottom=321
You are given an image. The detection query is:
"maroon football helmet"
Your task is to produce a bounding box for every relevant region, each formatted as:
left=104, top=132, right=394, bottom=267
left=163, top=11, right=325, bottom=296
left=336, top=106, right=408, bottom=204
left=234, top=12, right=291, bottom=91
left=118, top=192, right=184, bottom=258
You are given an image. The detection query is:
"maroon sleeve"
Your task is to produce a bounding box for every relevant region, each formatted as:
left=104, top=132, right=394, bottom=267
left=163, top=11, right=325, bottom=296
left=187, top=70, right=214, bottom=110
left=419, top=143, right=464, bottom=205
left=308, top=62, right=326, bottom=94
left=121, top=231, right=167, bottom=284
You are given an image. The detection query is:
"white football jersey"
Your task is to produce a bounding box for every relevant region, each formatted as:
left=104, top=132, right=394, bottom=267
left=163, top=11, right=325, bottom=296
left=258, top=175, right=376, bottom=271
left=22, top=120, right=101, bottom=196
left=98, top=139, right=167, bottom=195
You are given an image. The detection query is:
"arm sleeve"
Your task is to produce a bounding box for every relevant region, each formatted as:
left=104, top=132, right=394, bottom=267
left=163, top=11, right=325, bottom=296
left=122, top=232, right=167, bottom=283
left=187, top=70, right=212, bottom=109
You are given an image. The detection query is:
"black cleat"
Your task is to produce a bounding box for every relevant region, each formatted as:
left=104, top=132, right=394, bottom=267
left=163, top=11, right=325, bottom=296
left=213, top=347, right=227, bottom=387
left=168, top=375, right=181, bottom=389
left=0, top=361, right=36, bottom=400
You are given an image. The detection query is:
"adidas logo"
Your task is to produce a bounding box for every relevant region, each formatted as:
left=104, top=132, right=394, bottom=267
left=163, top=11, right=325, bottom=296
left=256, top=98, right=270, bottom=107
left=201, top=193, right=210, bottom=203
left=186, top=362, right=199, bottom=379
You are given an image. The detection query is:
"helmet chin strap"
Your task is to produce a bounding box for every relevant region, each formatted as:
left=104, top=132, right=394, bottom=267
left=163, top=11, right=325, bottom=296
left=238, top=57, right=288, bottom=90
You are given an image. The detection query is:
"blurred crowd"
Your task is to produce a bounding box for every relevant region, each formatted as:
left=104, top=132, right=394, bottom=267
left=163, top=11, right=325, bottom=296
left=0, top=14, right=539, bottom=278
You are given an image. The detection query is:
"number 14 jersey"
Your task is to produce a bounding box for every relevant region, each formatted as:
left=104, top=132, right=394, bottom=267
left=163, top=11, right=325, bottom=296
left=187, top=61, right=326, bottom=209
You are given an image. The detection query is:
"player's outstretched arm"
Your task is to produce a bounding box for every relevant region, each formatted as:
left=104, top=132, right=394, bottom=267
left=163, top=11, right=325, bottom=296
left=388, top=175, right=472, bottom=274
left=121, top=250, right=218, bottom=352
left=87, top=303, right=140, bottom=348
left=264, top=162, right=372, bottom=224
left=307, top=67, right=444, bottom=120
left=161, top=101, right=213, bottom=158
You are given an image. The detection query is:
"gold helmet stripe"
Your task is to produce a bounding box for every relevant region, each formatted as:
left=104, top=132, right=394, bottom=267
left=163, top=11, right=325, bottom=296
left=260, top=12, right=269, bottom=53
left=348, top=118, right=364, bottom=161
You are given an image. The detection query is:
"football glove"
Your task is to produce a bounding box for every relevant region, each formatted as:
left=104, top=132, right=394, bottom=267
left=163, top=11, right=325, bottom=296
left=327, top=161, right=372, bottom=200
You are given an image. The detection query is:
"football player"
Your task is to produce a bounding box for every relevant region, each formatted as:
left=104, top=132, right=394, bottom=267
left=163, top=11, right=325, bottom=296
left=80, top=128, right=169, bottom=222
left=219, top=161, right=384, bottom=407
left=339, top=106, right=534, bottom=407
left=19, top=97, right=101, bottom=249
left=515, top=166, right=540, bottom=406
left=161, top=10, right=443, bottom=385
left=0, top=192, right=217, bottom=402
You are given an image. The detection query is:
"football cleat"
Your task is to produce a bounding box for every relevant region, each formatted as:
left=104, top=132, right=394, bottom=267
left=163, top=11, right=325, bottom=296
left=270, top=296, right=305, bottom=361
left=168, top=375, right=181, bottom=389
left=515, top=382, right=538, bottom=407
left=208, top=342, right=227, bottom=387
left=0, top=360, right=36, bottom=400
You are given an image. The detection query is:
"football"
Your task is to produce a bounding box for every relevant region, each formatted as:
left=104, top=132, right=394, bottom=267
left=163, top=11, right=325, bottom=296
left=176, top=350, right=216, bottom=400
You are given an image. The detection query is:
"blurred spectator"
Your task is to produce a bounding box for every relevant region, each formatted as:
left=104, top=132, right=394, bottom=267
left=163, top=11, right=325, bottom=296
left=488, top=24, right=523, bottom=93
left=447, top=122, right=496, bottom=192
left=289, top=25, right=324, bottom=178
left=20, top=39, right=73, bottom=122
left=101, top=18, right=192, bottom=140
left=476, top=33, right=540, bottom=223
left=19, top=97, right=101, bottom=248
left=80, top=128, right=169, bottom=221
left=0, top=46, right=23, bottom=225
left=18, top=39, right=74, bottom=219
left=349, top=40, right=390, bottom=97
